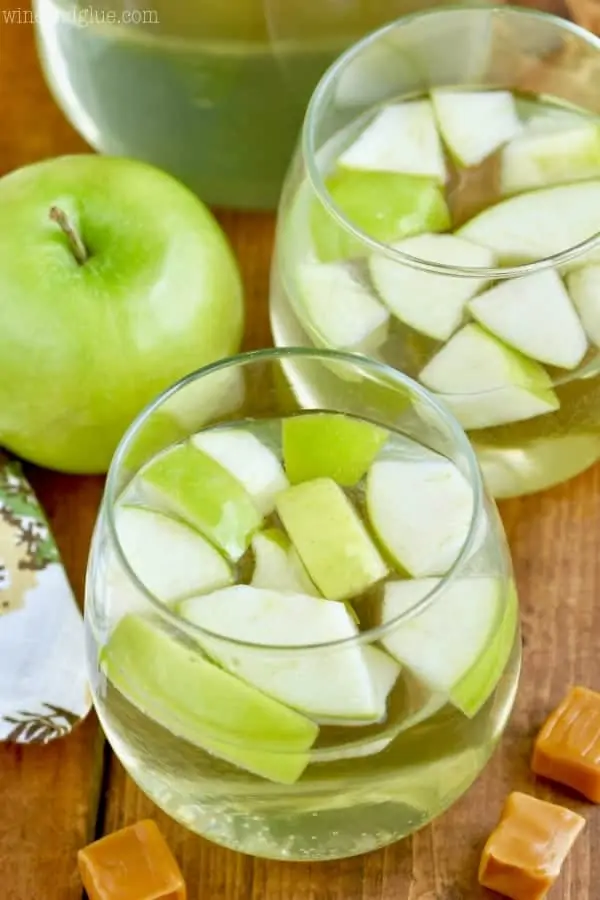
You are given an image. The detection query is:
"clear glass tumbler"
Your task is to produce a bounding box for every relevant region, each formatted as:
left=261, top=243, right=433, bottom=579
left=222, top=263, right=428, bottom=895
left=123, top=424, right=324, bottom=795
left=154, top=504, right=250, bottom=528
left=85, top=347, right=520, bottom=861
left=270, top=6, right=600, bottom=498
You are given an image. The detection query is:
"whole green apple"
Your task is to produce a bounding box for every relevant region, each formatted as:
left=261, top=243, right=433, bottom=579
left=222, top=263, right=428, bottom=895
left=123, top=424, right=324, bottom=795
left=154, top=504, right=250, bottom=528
left=0, top=155, right=244, bottom=473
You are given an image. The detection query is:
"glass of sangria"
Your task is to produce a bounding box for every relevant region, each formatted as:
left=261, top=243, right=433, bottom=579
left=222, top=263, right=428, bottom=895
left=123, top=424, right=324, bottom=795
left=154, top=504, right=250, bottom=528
left=85, top=347, right=519, bottom=861
left=270, top=6, right=600, bottom=497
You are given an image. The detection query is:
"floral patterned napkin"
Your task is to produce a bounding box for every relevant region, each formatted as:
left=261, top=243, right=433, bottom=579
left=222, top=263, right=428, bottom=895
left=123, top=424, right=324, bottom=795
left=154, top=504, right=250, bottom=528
left=0, top=452, right=91, bottom=743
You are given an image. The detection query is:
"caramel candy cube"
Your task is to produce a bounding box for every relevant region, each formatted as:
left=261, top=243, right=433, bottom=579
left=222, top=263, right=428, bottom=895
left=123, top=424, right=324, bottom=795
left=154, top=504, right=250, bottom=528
left=532, top=685, right=600, bottom=802
left=478, top=792, right=585, bottom=900
left=78, top=819, right=186, bottom=900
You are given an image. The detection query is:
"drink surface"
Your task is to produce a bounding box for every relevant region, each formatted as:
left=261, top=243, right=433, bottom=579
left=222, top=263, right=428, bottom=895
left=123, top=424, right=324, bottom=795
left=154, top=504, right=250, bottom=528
left=87, top=414, right=519, bottom=860
left=271, top=89, right=600, bottom=497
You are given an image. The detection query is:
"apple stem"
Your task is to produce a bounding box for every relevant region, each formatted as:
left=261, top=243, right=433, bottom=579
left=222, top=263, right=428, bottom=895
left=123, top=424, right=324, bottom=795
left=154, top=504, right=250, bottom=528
left=49, top=206, right=89, bottom=265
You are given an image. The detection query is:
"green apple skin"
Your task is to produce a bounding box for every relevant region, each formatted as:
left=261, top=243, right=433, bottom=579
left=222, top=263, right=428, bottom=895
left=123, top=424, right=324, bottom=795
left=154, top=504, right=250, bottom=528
left=0, top=155, right=244, bottom=473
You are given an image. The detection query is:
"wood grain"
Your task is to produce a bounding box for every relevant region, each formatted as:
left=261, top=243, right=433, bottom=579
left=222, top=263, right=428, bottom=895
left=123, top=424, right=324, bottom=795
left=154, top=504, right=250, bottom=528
left=0, top=3, right=598, bottom=899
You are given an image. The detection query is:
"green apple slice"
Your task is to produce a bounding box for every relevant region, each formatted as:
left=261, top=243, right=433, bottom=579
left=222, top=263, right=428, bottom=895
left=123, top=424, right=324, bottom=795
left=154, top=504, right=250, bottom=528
left=115, top=505, right=233, bottom=602
left=179, top=585, right=388, bottom=722
left=311, top=169, right=451, bottom=263
left=276, top=478, right=388, bottom=600
left=282, top=412, right=388, bottom=486
left=469, top=269, right=588, bottom=370
left=419, top=324, right=559, bottom=430
left=297, top=261, right=389, bottom=352
left=366, top=457, right=474, bottom=577
left=457, top=181, right=600, bottom=264
left=566, top=265, right=600, bottom=348
left=381, top=577, right=515, bottom=717
left=431, top=89, right=522, bottom=167
left=139, top=441, right=261, bottom=561
left=475, top=433, right=600, bottom=499
left=500, top=118, right=600, bottom=195
left=250, top=529, right=319, bottom=596
left=369, top=233, right=495, bottom=341
left=102, top=614, right=318, bottom=784
left=191, top=427, right=288, bottom=516
left=338, top=101, right=447, bottom=183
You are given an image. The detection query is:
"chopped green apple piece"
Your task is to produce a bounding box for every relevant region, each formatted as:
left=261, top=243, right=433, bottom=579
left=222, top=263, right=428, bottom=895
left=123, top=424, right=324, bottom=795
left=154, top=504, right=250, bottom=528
left=282, top=412, right=388, bottom=486
left=364, top=645, right=401, bottom=702
left=102, top=614, right=318, bottom=784
left=469, top=269, right=588, bottom=370
left=338, top=101, right=447, bottom=182
left=311, top=169, right=451, bottom=263
left=122, top=410, right=187, bottom=473
left=297, top=261, right=389, bottom=352
left=191, top=428, right=288, bottom=516
left=452, top=582, right=518, bottom=715
left=419, top=324, right=559, bottom=430
left=250, top=529, right=318, bottom=596
left=180, top=585, right=388, bottom=722
left=431, top=89, right=522, bottom=167
left=566, top=265, right=600, bottom=348
left=139, top=441, right=261, bottom=561
left=369, top=233, right=495, bottom=341
left=475, top=433, right=600, bottom=499
left=115, top=505, right=233, bottom=602
left=381, top=577, right=514, bottom=716
left=366, top=457, right=474, bottom=577
left=276, top=478, right=388, bottom=600
left=500, top=119, right=600, bottom=194
left=458, top=181, right=600, bottom=264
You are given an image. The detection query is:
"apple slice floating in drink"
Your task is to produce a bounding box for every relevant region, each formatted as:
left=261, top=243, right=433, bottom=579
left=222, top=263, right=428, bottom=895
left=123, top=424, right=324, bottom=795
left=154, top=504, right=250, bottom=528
left=419, top=324, right=560, bottom=430
left=431, top=89, right=522, bottom=167
left=366, top=456, right=474, bottom=577
left=566, top=265, right=600, bottom=348
left=339, top=101, right=447, bottom=182
left=179, top=585, right=398, bottom=724
left=139, top=441, right=262, bottom=561
left=458, top=181, right=600, bottom=265
left=310, top=169, right=451, bottom=262
left=369, top=233, right=495, bottom=341
left=500, top=117, right=600, bottom=194
left=102, top=614, right=319, bottom=784
left=191, top=427, right=288, bottom=516
left=469, top=269, right=588, bottom=370
left=297, top=261, right=389, bottom=353
left=276, top=478, right=388, bottom=601
left=381, top=577, right=515, bottom=717
left=250, top=530, right=319, bottom=596
left=282, top=412, right=388, bottom=486
left=115, top=505, right=233, bottom=603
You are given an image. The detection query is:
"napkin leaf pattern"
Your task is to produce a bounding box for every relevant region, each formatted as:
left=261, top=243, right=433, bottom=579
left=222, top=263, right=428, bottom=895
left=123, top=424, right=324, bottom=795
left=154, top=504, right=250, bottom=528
left=0, top=451, right=92, bottom=743
left=4, top=704, right=80, bottom=744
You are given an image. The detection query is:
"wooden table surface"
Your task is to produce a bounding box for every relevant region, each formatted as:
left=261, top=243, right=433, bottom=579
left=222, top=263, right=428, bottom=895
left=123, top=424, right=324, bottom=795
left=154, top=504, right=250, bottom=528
left=1, top=3, right=599, bottom=899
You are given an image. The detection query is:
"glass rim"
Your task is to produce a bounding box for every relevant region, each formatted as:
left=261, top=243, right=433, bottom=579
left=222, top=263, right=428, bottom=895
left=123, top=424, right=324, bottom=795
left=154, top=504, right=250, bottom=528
left=103, top=346, right=488, bottom=653
left=302, top=3, right=600, bottom=280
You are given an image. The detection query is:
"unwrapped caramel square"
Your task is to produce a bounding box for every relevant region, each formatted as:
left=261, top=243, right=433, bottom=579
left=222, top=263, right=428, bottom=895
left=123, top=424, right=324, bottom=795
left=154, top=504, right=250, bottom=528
left=532, top=685, right=600, bottom=802
left=78, top=819, right=186, bottom=900
left=478, top=792, right=585, bottom=900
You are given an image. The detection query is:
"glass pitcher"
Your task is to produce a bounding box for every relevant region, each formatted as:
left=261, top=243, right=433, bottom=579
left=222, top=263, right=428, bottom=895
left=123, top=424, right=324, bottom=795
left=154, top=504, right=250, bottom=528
left=31, top=0, right=495, bottom=210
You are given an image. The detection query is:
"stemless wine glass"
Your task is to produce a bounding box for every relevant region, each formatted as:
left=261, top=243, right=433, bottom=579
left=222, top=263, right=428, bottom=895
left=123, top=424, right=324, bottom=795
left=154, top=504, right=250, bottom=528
left=270, top=6, right=600, bottom=498
left=34, top=0, right=500, bottom=209
left=86, top=347, right=520, bottom=861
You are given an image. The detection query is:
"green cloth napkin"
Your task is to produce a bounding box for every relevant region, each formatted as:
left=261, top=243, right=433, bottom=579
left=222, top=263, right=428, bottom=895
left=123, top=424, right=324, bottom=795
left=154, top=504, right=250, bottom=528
left=0, top=452, right=91, bottom=743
